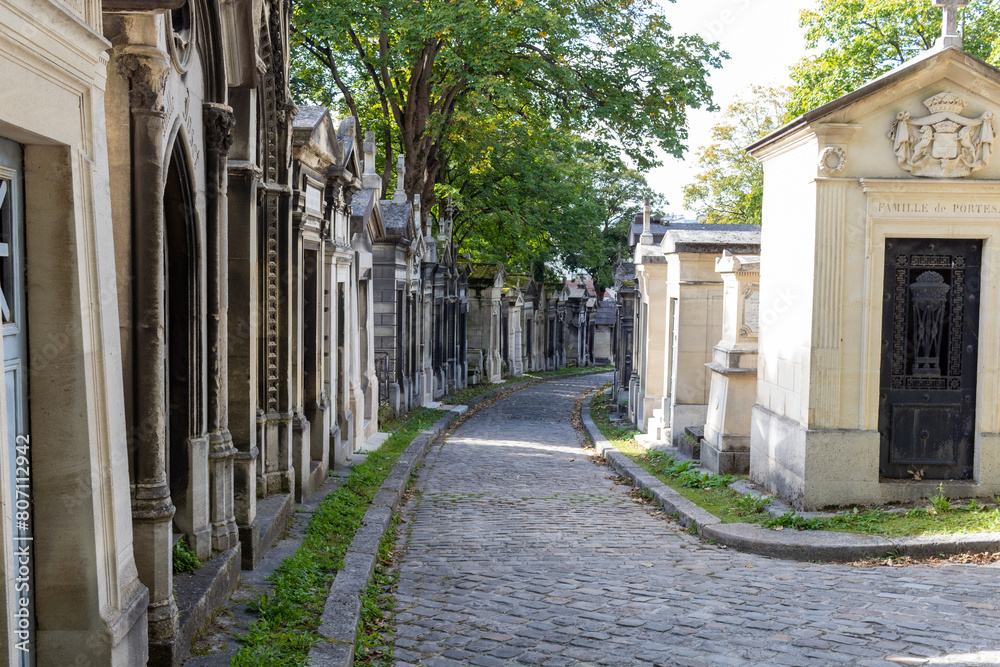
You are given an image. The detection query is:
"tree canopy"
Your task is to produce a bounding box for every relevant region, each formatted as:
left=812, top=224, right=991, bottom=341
left=683, top=85, right=789, bottom=225
left=786, top=0, right=1000, bottom=118
left=290, top=0, right=724, bottom=286
left=444, top=119, right=663, bottom=286
left=683, top=1, right=1000, bottom=228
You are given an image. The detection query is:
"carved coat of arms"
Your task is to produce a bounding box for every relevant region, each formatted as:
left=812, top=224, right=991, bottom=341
left=887, top=92, right=994, bottom=178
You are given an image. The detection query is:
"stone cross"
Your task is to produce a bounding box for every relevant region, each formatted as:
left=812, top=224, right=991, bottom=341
left=935, top=0, right=968, bottom=49
left=363, top=131, right=376, bottom=174
left=441, top=194, right=454, bottom=243
left=639, top=196, right=653, bottom=245
left=393, top=154, right=407, bottom=203
left=361, top=131, right=383, bottom=192
left=414, top=194, right=426, bottom=236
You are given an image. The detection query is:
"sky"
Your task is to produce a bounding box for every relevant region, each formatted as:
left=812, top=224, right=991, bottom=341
left=648, top=0, right=818, bottom=217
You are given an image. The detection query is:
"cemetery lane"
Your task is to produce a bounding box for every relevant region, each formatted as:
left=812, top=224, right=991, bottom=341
left=392, top=373, right=1000, bottom=666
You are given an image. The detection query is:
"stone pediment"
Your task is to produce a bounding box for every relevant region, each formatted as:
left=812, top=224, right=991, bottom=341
left=292, top=106, right=345, bottom=169
left=748, top=47, right=1000, bottom=181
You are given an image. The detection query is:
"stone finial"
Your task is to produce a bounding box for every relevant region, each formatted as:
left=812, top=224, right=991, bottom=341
left=393, top=154, right=407, bottom=203
left=414, top=194, right=426, bottom=236
left=639, top=196, right=654, bottom=245
left=361, top=130, right=383, bottom=193
left=440, top=194, right=454, bottom=243
left=363, top=131, right=376, bottom=174
left=935, top=0, right=969, bottom=49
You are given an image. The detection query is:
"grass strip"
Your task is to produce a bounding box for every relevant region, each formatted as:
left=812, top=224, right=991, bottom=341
left=354, top=516, right=400, bottom=666
left=231, top=407, right=441, bottom=667
left=590, top=390, right=769, bottom=524
left=591, top=387, right=1000, bottom=538
left=762, top=500, right=1000, bottom=537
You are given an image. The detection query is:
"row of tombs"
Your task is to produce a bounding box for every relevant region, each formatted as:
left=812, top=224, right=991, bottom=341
left=0, top=0, right=602, bottom=664
left=13, top=1, right=1000, bottom=666
left=0, top=0, right=613, bottom=660
left=612, top=43, right=1000, bottom=514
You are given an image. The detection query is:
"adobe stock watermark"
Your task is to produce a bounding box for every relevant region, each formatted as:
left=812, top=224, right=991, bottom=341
left=12, top=434, right=33, bottom=656
left=702, top=0, right=754, bottom=39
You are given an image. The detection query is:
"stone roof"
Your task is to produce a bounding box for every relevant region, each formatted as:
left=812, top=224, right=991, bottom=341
left=468, top=264, right=500, bottom=279
left=627, top=211, right=762, bottom=247
left=380, top=200, right=412, bottom=237
left=613, top=262, right=635, bottom=280
left=627, top=220, right=669, bottom=247
left=660, top=227, right=761, bottom=254
left=293, top=105, right=328, bottom=129
left=352, top=189, right=374, bottom=218
left=505, top=273, right=530, bottom=289
left=565, top=276, right=596, bottom=300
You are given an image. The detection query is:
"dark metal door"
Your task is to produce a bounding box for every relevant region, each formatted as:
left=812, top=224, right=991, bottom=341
left=879, top=238, right=980, bottom=480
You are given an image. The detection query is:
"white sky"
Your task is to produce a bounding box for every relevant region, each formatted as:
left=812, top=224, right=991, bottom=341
left=648, top=0, right=818, bottom=216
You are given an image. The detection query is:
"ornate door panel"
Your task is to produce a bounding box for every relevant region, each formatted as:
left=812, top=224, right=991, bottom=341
left=879, top=238, right=980, bottom=480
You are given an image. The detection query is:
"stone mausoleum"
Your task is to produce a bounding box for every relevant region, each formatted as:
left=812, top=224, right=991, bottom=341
left=749, top=18, right=1000, bottom=509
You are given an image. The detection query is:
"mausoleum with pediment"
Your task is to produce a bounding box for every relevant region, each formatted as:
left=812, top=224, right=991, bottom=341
left=749, top=35, right=1000, bottom=510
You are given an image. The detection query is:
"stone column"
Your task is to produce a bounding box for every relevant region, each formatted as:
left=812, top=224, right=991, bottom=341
left=116, top=46, right=178, bottom=645
left=226, top=87, right=261, bottom=568
left=317, top=241, right=334, bottom=466
left=701, top=252, right=760, bottom=475
left=291, top=214, right=310, bottom=501
left=204, top=103, right=239, bottom=552
left=262, top=177, right=293, bottom=497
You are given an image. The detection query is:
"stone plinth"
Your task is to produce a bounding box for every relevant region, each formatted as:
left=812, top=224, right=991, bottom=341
left=701, top=252, right=760, bottom=475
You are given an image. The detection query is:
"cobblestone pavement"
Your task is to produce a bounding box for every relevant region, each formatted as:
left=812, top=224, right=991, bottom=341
left=392, top=374, right=1000, bottom=666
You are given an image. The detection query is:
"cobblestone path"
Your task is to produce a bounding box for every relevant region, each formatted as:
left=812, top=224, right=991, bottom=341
left=392, top=374, right=1000, bottom=666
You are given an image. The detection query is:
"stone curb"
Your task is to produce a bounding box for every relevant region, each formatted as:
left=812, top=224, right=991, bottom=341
left=309, top=372, right=605, bottom=666
left=581, top=394, right=1000, bottom=563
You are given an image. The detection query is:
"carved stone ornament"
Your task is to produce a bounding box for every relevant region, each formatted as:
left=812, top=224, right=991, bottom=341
left=204, top=104, right=236, bottom=152
left=116, top=53, right=169, bottom=113
left=818, top=146, right=846, bottom=175
left=887, top=92, right=995, bottom=178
